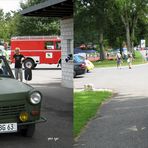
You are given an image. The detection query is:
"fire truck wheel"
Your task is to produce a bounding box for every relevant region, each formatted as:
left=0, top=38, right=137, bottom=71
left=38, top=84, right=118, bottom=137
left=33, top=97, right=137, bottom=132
left=34, top=64, right=37, bottom=68
left=24, top=59, right=35, bottom=69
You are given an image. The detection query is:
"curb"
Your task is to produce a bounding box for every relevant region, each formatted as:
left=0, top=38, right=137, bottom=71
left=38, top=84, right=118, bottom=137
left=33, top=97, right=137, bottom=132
left=74, top=88, right=113, bottom=92
left=94, top=62, right=148, bottom=70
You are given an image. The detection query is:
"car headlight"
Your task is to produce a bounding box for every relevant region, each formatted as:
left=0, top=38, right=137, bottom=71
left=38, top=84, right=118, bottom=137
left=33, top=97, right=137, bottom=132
left=30, top=92, right=42, bottom=104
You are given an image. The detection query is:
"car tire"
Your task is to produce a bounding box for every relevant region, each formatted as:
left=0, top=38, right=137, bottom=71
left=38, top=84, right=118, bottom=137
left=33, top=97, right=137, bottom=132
left=34, top=64, right=37, bottom=68
left=24, top=59, right=35, bottom=69
left=21, top=124, right=35, bottom=137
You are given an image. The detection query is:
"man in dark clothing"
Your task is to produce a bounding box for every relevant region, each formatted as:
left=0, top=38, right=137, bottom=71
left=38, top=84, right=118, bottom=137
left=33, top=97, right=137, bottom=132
left=13, top=47, right=25, bottom=81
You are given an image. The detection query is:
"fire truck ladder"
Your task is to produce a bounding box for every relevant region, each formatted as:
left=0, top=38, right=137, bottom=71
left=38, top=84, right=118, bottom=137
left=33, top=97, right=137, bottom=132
left=11, top=36, right=60, bottom=40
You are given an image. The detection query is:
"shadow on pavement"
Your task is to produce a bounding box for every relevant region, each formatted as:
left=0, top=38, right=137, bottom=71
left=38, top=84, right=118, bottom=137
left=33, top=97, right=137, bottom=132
left=11, top=68, right=61, bottom=71
left=30, top=82, right=61, bottom=87
left=33, top=68, right=61, bottom=71
left=74, top=76, right=85, bottom=79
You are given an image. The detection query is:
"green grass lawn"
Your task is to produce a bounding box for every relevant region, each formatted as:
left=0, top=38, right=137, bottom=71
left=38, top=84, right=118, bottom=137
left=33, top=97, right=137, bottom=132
left=74, top=91, right=112, bottom=137
left=93, top=50, right=146, bottom=67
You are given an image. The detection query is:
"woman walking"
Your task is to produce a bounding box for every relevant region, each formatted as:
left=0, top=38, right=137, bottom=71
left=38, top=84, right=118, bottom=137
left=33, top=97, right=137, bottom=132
left=127, top=53, right=133, bottom=69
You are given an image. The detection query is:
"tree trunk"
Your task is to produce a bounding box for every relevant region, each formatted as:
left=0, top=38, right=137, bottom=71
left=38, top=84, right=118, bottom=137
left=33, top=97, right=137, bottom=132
left=126, top=23, right=132, bottom=53
left=99, top=31, right=105, bottom=60
left=121, top=14, right=132, bottom=53
left=131, top=27, right=135, bottom=54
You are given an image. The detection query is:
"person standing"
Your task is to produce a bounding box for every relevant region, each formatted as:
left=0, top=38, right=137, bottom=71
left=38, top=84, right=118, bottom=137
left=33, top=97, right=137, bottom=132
left=127, top=53, right=133, bottom=69
left=4, top=43, right=10, bottom=63
left=116, top=51, right=122, bottom=69
left=13, top=47, right=25, bottom=81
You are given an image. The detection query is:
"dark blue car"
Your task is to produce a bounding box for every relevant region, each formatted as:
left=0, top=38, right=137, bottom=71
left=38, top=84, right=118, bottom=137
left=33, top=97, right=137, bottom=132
left=74, top=54, right=86, bottom=78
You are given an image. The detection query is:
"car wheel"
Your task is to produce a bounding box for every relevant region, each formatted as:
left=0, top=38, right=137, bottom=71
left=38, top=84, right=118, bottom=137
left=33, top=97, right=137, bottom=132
left=21, top=124, right=35, bottom=137
left=24, top=59, right=35, bottom=69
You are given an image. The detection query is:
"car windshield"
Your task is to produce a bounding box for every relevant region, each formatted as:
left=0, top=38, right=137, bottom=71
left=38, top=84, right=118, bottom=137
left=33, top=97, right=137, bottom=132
left=74, top=55, right=85, bottom=63
left=0, top=57, right=12, bottom=78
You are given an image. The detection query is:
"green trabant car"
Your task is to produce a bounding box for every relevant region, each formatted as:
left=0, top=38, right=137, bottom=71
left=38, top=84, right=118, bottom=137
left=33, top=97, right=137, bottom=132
left=0, top=56, right=45, bottom=137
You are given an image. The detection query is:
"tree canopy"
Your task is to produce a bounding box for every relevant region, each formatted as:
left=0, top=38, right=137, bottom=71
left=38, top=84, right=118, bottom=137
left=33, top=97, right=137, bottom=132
left=75, top=0, right=148, bottom=54
left=0, top=0, right=60, bottom=43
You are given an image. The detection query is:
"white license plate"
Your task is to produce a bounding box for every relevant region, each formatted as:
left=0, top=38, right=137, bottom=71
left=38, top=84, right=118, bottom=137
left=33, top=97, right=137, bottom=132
left=0, top=123, right=17, bottom=133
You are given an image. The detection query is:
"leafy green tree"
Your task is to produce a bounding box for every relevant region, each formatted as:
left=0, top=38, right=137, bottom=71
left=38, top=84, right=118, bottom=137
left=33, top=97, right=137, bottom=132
left=114, top=0, right=148, bottom=52
left=75, top=0, right=111, bottom=60
left=20, top=0, right=47, bottom=9
left=0, top=0, right=60, bottom=43
left=15, top=0, right=60, bottom=36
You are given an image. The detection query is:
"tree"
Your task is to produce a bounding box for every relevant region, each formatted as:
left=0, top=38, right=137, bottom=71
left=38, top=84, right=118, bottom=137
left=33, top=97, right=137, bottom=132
left=114, top=0, right=148, bottom=52
left=20, top=0, right=47, bottom=9
left=75, top=0, right=111, bottom=60
left=75, top=0, right=148, bottom=57
left=0, top=0, right=60, bottom=43
left=15, top=0, right=60, bottom=36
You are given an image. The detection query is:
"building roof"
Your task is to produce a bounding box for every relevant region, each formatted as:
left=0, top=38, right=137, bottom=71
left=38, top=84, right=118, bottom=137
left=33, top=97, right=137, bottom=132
left=21, top=0, right=73, bottom=18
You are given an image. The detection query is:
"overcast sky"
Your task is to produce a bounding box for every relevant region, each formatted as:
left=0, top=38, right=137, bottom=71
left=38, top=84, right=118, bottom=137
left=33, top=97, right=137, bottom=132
left=0, top=0, right=27, bottom=13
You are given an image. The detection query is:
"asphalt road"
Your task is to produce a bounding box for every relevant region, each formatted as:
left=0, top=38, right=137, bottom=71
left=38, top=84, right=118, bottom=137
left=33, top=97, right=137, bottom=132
left=0, top=64, right=73, bottom=148
left=74, top=63, right=148, bottom=148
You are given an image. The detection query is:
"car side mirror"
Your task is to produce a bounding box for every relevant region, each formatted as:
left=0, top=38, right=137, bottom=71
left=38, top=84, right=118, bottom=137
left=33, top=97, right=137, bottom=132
left=24, top=68, right=32, bottom=81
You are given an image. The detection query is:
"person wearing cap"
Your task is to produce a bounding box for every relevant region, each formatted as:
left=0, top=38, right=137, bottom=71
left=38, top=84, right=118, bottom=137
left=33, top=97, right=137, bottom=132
left=13, top=48, right=25, bottom=81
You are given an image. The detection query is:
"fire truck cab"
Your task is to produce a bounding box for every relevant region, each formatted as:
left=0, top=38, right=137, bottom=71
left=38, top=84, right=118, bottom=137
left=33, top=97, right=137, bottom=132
left=11, top=36, right=61, bottom=69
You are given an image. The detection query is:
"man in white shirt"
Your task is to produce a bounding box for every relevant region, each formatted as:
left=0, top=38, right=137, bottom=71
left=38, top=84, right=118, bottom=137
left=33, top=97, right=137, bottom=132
left=0, top=45, right=10, bottom=61
left=116, top=51, right=122, bottom=68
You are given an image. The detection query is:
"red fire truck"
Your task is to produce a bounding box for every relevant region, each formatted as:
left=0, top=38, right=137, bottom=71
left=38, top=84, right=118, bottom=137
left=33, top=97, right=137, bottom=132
left=11, top=36, right=61, bottom=69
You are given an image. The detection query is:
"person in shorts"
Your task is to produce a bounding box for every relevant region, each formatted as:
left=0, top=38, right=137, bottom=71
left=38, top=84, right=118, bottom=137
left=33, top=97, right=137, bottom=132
left=127, top=53, right=133, bottom=69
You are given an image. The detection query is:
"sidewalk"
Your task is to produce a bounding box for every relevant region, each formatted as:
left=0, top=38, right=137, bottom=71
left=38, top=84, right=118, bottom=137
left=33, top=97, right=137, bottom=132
left=74, top=93, right=148, bottom=148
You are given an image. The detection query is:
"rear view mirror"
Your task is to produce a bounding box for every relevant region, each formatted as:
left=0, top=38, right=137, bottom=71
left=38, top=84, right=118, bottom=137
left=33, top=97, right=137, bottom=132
left=24, top=68, right=32, bottom=81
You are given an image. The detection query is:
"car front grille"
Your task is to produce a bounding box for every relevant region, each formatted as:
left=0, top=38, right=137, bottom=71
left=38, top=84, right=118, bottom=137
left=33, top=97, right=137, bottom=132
left=0, top=103, right=26, bottom=119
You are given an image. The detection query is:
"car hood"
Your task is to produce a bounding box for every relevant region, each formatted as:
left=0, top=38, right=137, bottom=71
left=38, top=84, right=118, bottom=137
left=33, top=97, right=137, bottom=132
left=0, top=77, right=33, bottom=95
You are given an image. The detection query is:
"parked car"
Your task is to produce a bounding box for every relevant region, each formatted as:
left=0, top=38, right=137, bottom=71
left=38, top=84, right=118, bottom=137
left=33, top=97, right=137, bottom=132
left=0, top=56, right=46, bottom=137
left=74, top=54, right=94, bottom=72
left=74, top=54, right=86, bottom=78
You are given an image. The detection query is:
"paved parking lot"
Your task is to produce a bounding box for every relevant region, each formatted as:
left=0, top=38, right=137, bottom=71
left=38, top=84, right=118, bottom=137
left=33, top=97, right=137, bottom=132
left=1, top=64, right=73, bottom=148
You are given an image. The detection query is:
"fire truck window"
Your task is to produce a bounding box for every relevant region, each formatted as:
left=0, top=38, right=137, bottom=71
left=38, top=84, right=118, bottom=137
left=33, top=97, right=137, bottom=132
left=56, top=42, right=61, bottom=50
left=45, top=42, right=54, bottom=50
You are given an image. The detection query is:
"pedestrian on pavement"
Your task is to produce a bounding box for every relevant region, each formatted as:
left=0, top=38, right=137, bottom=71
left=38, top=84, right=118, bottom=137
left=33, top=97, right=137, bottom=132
left=127, top=53, right=133, bottom=69
left=13, top=47, right=25, bottom=81
left=116, top=51, right=122, bottom=69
